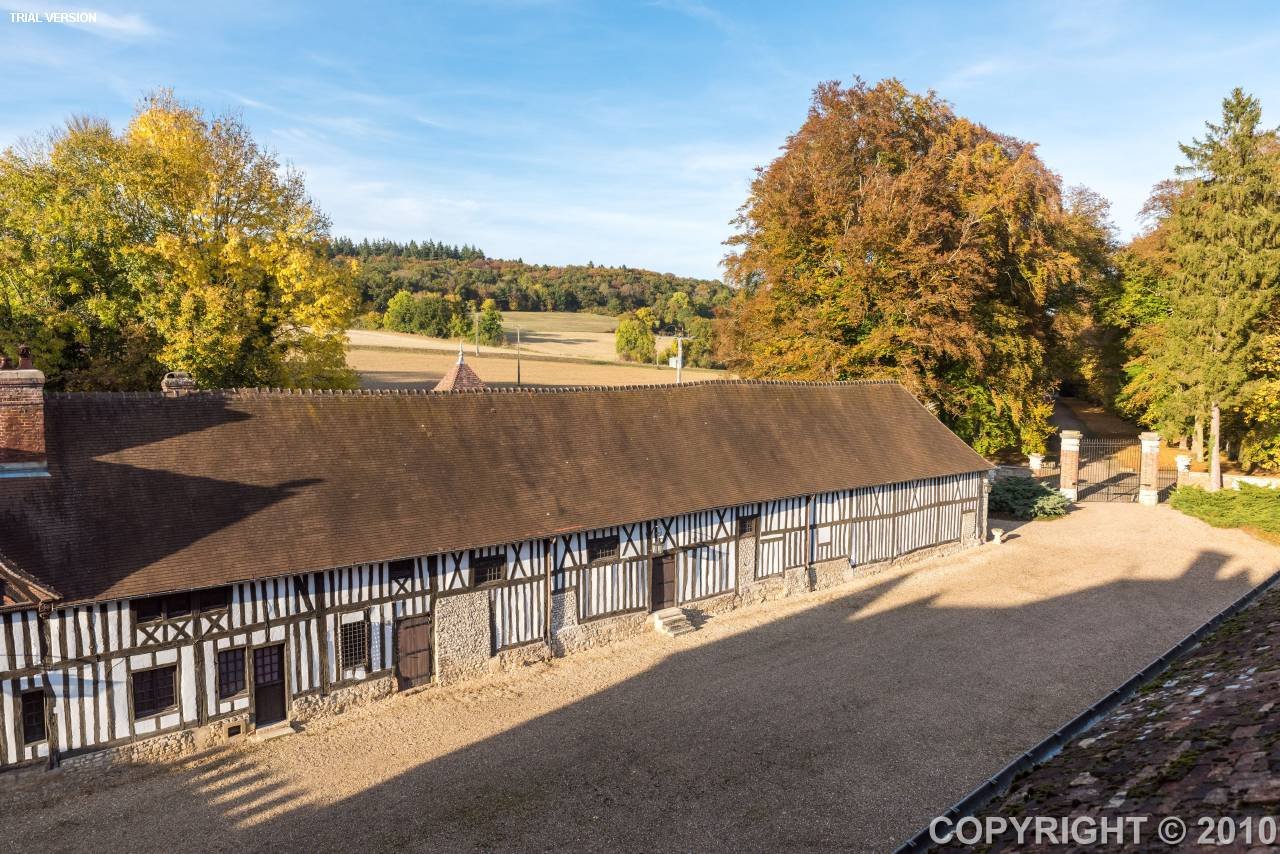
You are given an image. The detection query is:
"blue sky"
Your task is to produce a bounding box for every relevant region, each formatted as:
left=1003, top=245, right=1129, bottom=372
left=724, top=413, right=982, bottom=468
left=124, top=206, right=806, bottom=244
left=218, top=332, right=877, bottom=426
left=2, top=1, right=1279, bottom=278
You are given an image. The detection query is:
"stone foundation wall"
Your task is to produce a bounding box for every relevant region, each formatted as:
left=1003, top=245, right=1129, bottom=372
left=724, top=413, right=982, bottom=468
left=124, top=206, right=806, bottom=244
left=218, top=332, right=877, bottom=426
left=738, top=565, right=809, bottom=606
left=291, top=676, right=396, bottom=722
left=683, top=590, right=737, bottom=617
left=552, top=608, right=649, bottom=656
left=59, top=714, right=250, bottom=774
left=494, top=640, right=551, bottom=671
left=738, top=573, right=784, bottom=606
left=809, top=556, right=854, bottom=591
left=434, top=588, right=492, bottom=684
left=783, top=565, right=812, bottom=596
left=851, top=539, right=971, bottom=579
left=737, top=568, right=793, bottom=606
left=551, top=588, right=650, bottom=657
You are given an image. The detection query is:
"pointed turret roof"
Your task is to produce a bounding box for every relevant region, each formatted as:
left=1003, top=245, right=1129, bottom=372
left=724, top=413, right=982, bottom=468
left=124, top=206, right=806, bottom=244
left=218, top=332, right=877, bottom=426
left=433, top=345, right=487, bottom=392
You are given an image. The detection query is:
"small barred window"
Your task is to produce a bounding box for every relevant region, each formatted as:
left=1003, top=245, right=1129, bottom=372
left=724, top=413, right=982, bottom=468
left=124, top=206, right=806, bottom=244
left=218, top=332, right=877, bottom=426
left=470, top=553, right=505, bottom=586
left=340, top=620, right=370, bottom=671
left=586, top=535, right=620, bottom=564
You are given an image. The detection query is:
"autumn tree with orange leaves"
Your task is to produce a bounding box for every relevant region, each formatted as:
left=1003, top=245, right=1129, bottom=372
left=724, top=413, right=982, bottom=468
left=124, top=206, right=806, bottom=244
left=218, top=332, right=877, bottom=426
left=719, top=78, right=1114, bottom=456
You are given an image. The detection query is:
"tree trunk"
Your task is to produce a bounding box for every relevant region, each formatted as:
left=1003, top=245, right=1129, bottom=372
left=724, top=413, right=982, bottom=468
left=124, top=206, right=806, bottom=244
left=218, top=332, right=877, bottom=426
left=1193, top=415, right=1205, bottom=463
left=1209, top=402, right=1222, bottom=492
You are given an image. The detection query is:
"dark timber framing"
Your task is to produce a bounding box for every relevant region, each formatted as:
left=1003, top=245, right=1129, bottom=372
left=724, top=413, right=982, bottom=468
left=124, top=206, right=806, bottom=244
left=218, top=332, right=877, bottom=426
left=0, top=380, right=992, bottom=772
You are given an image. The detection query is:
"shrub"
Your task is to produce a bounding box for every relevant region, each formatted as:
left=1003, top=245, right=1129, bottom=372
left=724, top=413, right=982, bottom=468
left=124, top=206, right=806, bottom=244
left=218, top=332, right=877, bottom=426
left=1170, top=484, right=1280, bottom=539
left=477, top=299, right=505, bottom=346
left=616, top=312, right=656, bottom=363
left=988, top=476, right=1070, bottom=520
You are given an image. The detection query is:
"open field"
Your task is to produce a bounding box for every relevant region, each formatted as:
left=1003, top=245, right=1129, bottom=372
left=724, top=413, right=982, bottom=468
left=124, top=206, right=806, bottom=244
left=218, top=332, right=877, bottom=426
left=349, top=311, right=685, bottom=364
left=348, top=344, right=725, bottom=389
left=499, top=310, right=618, bottom=334
left=9, top=506, right=1278, bottom=852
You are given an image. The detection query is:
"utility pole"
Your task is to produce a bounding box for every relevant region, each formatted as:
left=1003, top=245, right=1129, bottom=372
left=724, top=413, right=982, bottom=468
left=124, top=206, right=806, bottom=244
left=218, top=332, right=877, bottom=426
left=675, top=336, right=684, bottom=385
left=516, top=326, right=522, bottom=388
left=473, top=310, right=480, bottom=357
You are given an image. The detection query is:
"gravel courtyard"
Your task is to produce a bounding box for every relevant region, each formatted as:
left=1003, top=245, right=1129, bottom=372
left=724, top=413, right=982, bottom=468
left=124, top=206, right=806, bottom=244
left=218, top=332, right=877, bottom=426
left=7, top=505, right=1279, bottom=853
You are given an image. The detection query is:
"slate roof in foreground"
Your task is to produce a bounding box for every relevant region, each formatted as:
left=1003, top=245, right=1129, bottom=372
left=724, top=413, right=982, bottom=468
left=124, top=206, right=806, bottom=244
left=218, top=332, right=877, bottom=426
left=0, top=380, right=990, bottom=604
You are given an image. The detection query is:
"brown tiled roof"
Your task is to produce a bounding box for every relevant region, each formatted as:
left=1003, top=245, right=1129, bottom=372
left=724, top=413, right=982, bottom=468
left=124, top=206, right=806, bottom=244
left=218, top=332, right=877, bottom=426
left=0, top=548, right=57, bottom=611
left=0, top=381, right=990, bottom=604
left=433, top=359, right=486, bottom=392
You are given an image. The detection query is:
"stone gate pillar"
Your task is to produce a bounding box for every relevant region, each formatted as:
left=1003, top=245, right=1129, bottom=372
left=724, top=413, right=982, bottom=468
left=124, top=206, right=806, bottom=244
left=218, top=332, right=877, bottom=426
left=1139, top=431, right=1161, bottom=506
left=1059, top=430, right=1081, bottom=502
left=1175, top=454, right=1192, bottom=486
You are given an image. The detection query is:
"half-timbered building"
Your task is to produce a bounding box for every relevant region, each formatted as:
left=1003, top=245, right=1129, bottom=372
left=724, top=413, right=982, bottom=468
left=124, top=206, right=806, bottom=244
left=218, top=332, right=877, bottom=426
left=0, top=361, right=991, bottom=772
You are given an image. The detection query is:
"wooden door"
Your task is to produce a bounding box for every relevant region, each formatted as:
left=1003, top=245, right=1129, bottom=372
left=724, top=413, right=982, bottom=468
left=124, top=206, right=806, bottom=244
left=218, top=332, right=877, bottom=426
left=651, top=553, right=676, bottom=611
left=396, top=614, right=433, bottom=690
left=253, top=644, right=286, bottom=726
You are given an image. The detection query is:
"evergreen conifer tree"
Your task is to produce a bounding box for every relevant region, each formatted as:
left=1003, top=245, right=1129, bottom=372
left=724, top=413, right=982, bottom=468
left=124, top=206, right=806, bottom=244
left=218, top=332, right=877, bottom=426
left=1139, top=89, right=1280, bottom=489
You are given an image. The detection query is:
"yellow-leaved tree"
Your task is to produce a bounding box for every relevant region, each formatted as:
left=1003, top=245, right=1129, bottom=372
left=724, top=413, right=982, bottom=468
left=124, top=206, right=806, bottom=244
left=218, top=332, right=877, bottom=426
left=0, top=90, right=357, bottom=390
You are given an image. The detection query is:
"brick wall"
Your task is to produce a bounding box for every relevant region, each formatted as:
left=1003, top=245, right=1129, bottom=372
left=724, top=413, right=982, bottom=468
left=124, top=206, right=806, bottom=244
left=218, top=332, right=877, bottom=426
left=0, top=372, right=45, bottom=465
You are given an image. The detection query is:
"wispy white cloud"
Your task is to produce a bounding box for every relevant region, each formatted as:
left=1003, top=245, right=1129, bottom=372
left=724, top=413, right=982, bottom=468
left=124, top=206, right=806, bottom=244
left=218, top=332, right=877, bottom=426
left=937, top=59, right=1015, bottom=92
left=78, top=9, right=157, bottom=39
left=224, top=91, right=403, bottom=143
left=277, top=126, right=746, bottom=277
left=9, top=2, right=159, bottom=39
left=650, top=0, right=734, bottom=35
left=222, top=91, right=273, bottom=110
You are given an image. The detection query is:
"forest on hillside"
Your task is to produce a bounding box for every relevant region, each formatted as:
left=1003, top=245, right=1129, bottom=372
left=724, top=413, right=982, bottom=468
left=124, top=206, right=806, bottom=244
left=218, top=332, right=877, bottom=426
left=334, top=239, right=730, bottom=319
left=336, top=240, right=730, bottom=367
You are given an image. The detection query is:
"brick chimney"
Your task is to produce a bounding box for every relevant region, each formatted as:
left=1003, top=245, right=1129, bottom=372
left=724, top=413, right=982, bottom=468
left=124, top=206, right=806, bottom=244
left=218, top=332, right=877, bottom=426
left=160, top=370, right=197, bottom=397
left=0, top=345, right=48, bottom=477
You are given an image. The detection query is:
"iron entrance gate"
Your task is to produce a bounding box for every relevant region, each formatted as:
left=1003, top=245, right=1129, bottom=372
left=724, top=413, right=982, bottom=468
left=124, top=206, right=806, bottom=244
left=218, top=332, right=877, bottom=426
left=1078, top=436, right=1141, bottom=502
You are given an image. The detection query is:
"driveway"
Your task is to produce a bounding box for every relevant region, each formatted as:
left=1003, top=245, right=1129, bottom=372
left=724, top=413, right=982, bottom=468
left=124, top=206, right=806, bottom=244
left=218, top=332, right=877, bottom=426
left=8, top=506, right=1279, bottom=852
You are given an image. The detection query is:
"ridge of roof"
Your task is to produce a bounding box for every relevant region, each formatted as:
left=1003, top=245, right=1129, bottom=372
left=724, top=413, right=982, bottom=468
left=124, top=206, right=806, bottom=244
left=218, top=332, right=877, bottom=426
left=4, top=378, right=990, bottom=604
left=43, top=378, right=906, bottom=401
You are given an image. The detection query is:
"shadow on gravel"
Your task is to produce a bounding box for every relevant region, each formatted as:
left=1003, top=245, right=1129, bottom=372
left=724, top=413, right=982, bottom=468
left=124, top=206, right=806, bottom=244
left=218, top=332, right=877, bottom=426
left=13, top=548, right=1270, bottom=853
